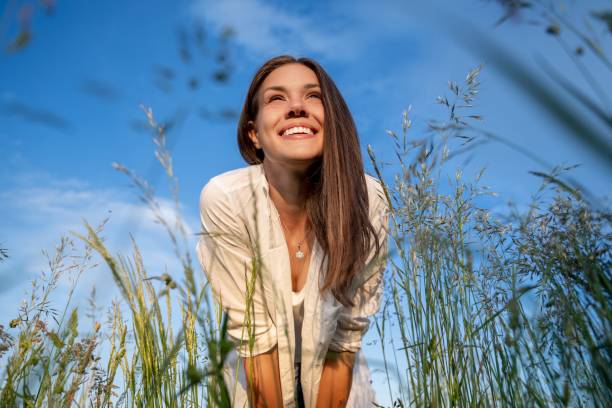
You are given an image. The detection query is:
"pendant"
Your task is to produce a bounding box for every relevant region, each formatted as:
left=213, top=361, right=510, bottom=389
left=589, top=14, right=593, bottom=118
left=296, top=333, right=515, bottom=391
left=296, top=242, right=305, bottom=259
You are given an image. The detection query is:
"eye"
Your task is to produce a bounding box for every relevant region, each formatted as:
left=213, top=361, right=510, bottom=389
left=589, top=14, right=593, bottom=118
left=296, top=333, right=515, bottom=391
left=308, top=92, right=322, bottom=99
left=268, top=95, right=284, bottom=102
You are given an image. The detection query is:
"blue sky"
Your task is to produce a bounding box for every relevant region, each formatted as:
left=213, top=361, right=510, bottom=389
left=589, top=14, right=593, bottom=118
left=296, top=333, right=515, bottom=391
left=1, top=0, right=610, bottom=404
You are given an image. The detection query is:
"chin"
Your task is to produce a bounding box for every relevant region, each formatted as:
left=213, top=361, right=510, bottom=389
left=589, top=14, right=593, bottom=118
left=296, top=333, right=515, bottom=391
left=270, top=155, right=321, bottom=172
left=286, top=156, right=321, bottom=166
left=294, top=151, right=323, bottom=162
left=279, top=148, right=322, bottom=161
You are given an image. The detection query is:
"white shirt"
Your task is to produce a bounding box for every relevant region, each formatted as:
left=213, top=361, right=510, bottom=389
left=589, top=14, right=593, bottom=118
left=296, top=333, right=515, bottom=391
left=196, top=163, right=389, bottom=407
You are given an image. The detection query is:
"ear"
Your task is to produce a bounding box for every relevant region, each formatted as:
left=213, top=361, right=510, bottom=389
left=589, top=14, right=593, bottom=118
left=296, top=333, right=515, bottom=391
left=247, top=121, right=261, bottom=149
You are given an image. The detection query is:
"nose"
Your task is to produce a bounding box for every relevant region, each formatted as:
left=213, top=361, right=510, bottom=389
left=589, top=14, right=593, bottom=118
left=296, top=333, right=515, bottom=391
left=286, top=98, right=307, bottom=118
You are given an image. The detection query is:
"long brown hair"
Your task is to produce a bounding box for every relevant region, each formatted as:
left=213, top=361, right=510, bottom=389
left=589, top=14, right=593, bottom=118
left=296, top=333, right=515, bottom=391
left=237, top=55, right=380, bottom=307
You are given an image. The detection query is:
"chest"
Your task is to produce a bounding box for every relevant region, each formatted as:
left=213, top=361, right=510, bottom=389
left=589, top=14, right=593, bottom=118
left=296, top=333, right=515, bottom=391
left=267, top=202, right=314, bottom=293
left=283, top=231, right=313, bottom=292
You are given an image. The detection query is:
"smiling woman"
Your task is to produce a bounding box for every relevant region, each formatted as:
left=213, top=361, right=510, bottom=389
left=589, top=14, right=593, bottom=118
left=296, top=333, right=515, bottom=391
left=196, top=55, right=389, bottom=408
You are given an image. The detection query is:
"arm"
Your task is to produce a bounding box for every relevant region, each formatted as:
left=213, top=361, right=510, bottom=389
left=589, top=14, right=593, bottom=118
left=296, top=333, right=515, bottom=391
left=197, top=179, right=277, bottom=355
left=316, top=350, right=356, bottom=408
left=242, top=346, right=283, bottom=408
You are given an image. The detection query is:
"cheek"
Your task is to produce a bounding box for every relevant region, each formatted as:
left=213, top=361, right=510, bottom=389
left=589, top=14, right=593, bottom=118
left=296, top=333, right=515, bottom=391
left=258, top=108, right=282, bottom=131
left=315, top=105, right=325, bottom=123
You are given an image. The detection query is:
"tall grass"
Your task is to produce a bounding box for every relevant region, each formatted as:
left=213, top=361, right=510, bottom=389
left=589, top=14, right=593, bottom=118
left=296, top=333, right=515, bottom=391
left=367, top=66, right=611, bottom=407
left=1, top=67, right=610, bottom=407
left=0, top=107, right=232, bottom=407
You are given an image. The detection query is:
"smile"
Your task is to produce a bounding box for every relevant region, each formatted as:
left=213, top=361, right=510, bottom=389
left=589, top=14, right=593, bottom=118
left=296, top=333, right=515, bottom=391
left=279, top=125, right=319, bottom=137
left=281, top=129, right=317, bottom=140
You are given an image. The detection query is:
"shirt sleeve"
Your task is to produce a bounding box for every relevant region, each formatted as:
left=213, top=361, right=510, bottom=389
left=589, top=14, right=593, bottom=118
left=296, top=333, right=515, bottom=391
left=196, top=179, right=277, bottom=358
left=328, top=179, right=389, bottom=353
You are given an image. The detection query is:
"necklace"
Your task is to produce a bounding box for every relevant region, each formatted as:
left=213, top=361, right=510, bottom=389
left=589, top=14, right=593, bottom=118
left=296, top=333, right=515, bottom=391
left=278, top=216, right=307, bottom=259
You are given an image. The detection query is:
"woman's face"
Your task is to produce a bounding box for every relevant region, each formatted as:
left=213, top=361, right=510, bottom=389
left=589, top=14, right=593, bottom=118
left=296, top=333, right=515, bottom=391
left=248, top=63, right=325, bottom=169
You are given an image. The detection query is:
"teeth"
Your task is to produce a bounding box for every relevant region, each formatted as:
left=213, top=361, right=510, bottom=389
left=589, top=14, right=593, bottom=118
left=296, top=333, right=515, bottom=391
left=282, top=126, right=314, bottom=137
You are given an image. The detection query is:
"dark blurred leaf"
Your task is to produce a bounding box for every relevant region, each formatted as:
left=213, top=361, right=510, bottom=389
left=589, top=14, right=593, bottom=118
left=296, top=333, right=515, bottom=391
left=212, top=69, right=229, bottom=83
left=218, top=108, right=237, bottom=120
left=153, top=80, right=172, bottom=94
left=6, top=30, right=31, bottom=53
left=470, top=126, right=597, bottom=204
left=457, top=26, right=612, bottom=170
left=1, top=101, right=71, bottom=131
left=198, top=108, right=213, bottom=120
left=490, top=2, right=612, bottom=71
left=187, top=77, right=199, bottom=90
left=177, top=27, right=191, bottom=64
left=130, top=119, right=152, bottom=133
left=153, top=65, right=175, bottom=81
left=220, top=25, right=236, bottom=40
left=80, top=79, right=121, bottom=102
left=529, top=171, right=582, bottom=200
left=158, top=107, right=189, bottom=136
left=591, top=10, right=612, bottom=33
left=198, top=107, right=237, bottom=122
left=216, top=50, right=228, bottom=64
left=537, top=57, right=612, bottom=129
left=40, top=0, right=56, bottom=15
left=179, top=47, right=191, bottom=64
left=194, top=21, right=207, bottom=54
left=8, top=3, right=36, bottom=53
left=159, top=120, right=174, bottom=134
left=546, top=24, right=560, bottom=36
left=491, top=0, right=532, bottom=27
left=18, top=3, right=35, bottom=24
left=0, top=246, right=8, bottom=262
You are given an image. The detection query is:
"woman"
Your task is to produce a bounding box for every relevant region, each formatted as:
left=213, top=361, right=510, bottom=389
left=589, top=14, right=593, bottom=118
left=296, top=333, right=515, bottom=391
left=197, top=55, right=388, bottom=407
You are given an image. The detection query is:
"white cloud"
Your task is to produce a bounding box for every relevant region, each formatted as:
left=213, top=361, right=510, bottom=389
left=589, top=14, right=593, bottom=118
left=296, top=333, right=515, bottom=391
left=0, top=174, right=199, bottom=325
left=188, top=0, right=438, bottom=64
left=190, top=0, right=371, bottom=61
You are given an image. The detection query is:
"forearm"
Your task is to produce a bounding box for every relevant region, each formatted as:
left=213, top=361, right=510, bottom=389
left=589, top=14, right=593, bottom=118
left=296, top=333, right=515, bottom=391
left=242, top=346, right=283, bottom=407
left=316, top=350, right=356, bottom=408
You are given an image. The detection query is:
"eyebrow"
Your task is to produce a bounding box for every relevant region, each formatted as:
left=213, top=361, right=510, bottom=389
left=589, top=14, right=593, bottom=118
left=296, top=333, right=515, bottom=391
left=262, top=83, right=320, bottom=94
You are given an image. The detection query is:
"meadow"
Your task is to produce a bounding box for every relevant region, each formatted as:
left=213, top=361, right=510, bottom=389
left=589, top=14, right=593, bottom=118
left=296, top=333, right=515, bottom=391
left=0, top=58, right=610, bottom=407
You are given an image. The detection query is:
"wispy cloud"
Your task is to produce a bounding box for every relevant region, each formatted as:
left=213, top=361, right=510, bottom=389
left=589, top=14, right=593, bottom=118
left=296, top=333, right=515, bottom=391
left=190, top=0, right=373, bottom=61
left=0, top=173, right=197, bottom=324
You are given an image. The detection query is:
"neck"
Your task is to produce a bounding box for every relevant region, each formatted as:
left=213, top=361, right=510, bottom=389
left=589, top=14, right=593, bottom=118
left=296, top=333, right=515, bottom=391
left=263, top=159, right=312, bottom=227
